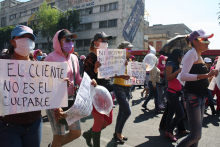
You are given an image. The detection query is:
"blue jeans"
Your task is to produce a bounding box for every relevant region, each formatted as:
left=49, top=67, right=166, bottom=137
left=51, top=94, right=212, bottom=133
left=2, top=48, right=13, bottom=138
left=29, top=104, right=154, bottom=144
left=114, top=84, right=131, bottom=134
left=157, top=78, right=166, bottom=104
left=143, top=81, right=159, bottom=111
left=177, top=93, right=206, bottom=147
left=0, top=117, right=42, bottom=147
left=207, top=89, right=214, bottom=105
left=166, top=91, right=184, bottom=132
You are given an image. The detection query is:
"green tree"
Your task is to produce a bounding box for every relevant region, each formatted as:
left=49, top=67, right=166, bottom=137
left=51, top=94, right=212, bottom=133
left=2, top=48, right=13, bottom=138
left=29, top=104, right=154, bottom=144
left=57, top=9, right=80, bottom=32
left=0, top=26, right=14, bottom=52
left=36, top=1, right=61, bottom=52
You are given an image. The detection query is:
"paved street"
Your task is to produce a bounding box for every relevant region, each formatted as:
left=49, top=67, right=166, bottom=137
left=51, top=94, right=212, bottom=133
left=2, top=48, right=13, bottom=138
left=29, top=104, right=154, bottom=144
left=41, top=88, right=220, bottom=147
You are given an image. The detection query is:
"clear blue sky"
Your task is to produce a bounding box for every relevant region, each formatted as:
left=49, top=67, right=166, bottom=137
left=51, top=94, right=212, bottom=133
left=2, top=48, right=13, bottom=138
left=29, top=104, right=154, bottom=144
left=145, top=0, right=220, bottom=49
left=1, top=0, right=219, bottom=49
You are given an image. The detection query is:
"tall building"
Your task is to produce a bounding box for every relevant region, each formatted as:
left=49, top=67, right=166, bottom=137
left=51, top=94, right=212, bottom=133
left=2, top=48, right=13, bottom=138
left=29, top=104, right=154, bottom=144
left=144, top=23, right=192, bottom=51
left=0, top=0, right=145, bottom=55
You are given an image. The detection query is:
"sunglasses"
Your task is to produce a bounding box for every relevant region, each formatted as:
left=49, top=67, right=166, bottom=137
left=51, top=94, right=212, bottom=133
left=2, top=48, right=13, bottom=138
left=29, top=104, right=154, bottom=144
left=97, top=40, right=109, bottom=43
left=61, top=38, right=75, bottom=43
left=125, top=48, right=132, bottom=52
left=197, top=38, right=210, bottom=44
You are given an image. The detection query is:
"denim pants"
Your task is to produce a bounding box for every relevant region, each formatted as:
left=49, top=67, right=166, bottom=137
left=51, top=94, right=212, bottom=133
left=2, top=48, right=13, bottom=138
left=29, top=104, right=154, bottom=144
left=0, top=117, right=42, bottom=147
left=157, top=78, right=166, bottom=104
left=114, top=84, right=131, bottom=134
left=207, top=89, right=214, bottom=105
left=166, top=91, right=185, bottom=132
left=143, top=81, right=159, bottom=111
left=177, top=93, right=206, bottom=147
left=159, top=101, right=186, bottom=132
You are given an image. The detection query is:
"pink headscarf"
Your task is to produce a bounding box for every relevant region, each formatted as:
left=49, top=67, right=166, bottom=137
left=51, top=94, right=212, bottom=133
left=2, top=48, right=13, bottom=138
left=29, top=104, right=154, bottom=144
left=80, top=55, right=86, bottom=60
left=34, top=49, right=42, bottom=59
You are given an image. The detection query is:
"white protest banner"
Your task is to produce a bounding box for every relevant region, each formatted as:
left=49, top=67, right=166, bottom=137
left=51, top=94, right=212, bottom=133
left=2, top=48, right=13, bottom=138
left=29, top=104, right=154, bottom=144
left=0, top=59, right=68, bottom=116
left=64, top=72, right=93, bottom=126
left=97, top=49, right=126, bottom=79
left=209, top=57, right=220, bottom=90
left=126, top=62, right=146, bottom=85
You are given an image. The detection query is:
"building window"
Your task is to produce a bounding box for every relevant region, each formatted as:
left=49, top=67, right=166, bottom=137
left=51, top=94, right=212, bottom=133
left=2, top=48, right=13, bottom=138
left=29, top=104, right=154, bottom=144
left=76, top=40, right=83, bottom=47
left=108, top=19, right=117, bottom=27
left=31, top=7, right=39, bottom=14
left=19, top=22, right=27, bottom=26
left=109, top=2, right=118, bottom=11
left=76, top=23, right=92, bottom=31
left=85, top=8, right=93, bottom=15
left=84, top=23, right=92, bottom=30
left=10, top=14, right=16, bottom=20
left=49, top=3, right=55, bottom=8
left=1, top=17, right=6, bottom=27
left=29, top=20, right=38, bottom=26
left=84, top=39, right=91, bottom=46
left=185, top=29, right=190, bottom=34
left=79, top=9, right=85, bottom=16
left=20, top=11, right=28, bottom=17
left=100, top=4, right=109, bottom=12
left=42, top=43, right=47, bottom=48
left=99, top=21, right=108, bottom=28
left=108, top=37, right=116, bottom=45
left=35, top=44, right=38, bottom=49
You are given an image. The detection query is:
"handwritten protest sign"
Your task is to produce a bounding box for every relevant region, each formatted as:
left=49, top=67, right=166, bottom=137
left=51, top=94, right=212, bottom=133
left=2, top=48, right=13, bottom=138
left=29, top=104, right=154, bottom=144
left=64, top=72, right=93, bottom=126
left=209, top=57, right=220, bottom=90
left=126, top=62, right=146, bottom=85
left=97, top=49, right=126, bottom=79
left=0, top=60, right=68, bottom=116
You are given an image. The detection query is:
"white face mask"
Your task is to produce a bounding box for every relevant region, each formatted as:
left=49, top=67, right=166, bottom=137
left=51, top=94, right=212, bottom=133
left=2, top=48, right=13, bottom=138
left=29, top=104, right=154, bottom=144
left=14, top=38, right=35, bottom=56
left=98, top=42, right=108, bottom=49
left=162, top=60, right=166, bottom=65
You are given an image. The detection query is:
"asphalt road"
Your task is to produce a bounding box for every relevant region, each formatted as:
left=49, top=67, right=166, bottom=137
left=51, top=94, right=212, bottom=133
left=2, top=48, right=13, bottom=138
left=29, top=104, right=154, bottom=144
left=41, top=87, right=220, bottom=147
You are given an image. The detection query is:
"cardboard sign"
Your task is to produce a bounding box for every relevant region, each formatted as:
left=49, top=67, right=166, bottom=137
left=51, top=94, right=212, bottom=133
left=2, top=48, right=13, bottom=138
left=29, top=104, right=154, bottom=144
left=0, top=60, right=68, bottom=116
left=64, top=72, right=93, bottom=125
left=97, top=49, right=126, bottom=79
left=126, top=61, right=146, bottom=85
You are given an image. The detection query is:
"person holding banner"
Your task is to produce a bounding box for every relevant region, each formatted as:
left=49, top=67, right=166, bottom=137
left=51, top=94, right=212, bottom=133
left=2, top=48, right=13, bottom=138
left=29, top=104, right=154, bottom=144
left=178, top=30, right=218, bottom=147
left=45, top=29, right=96, bottom=147
left=83, top=32, right=113, bottom=147
left=112, top=41, right=133, bottom=144
left=0, top=25, right=42, bottom=147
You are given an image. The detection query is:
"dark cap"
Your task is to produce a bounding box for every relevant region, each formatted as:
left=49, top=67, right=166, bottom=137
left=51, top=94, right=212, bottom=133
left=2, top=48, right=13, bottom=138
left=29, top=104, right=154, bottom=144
left=58, top=30, right=78, bottom=40
left=94, top=31, right=112, bottom=41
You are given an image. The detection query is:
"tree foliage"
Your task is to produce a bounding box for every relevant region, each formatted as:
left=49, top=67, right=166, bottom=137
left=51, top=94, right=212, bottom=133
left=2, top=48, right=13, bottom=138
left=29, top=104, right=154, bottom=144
left=0, top=26, right=15, bottom=52
left=36, top=1, right=80, bottom=52
left=36, top=1, right=61, bottom=52
left=57, top=9, right=80, bottom=32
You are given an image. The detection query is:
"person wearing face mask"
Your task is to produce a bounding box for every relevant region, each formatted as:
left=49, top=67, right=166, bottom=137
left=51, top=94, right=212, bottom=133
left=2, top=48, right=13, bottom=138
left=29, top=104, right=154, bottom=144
left=44, top=29, right=97, bottom=147
left=83, top=32, right=113, bottom=147
left=0, top=25, right=42, bottom=147
left=157, top=55, right=168, bottom=109
left=34, top=49, right=43, bottom=59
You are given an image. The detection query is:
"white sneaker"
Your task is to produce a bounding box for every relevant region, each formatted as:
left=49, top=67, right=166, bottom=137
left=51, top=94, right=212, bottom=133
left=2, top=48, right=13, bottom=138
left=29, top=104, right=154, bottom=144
left=159, top=104, right=165, bottom=109
left=164, top=98, right=167, bottom=103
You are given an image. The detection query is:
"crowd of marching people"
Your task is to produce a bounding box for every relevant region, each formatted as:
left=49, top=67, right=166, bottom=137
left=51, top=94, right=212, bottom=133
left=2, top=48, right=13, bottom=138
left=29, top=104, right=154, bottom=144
left=0, top=25, right=219, bottom=147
